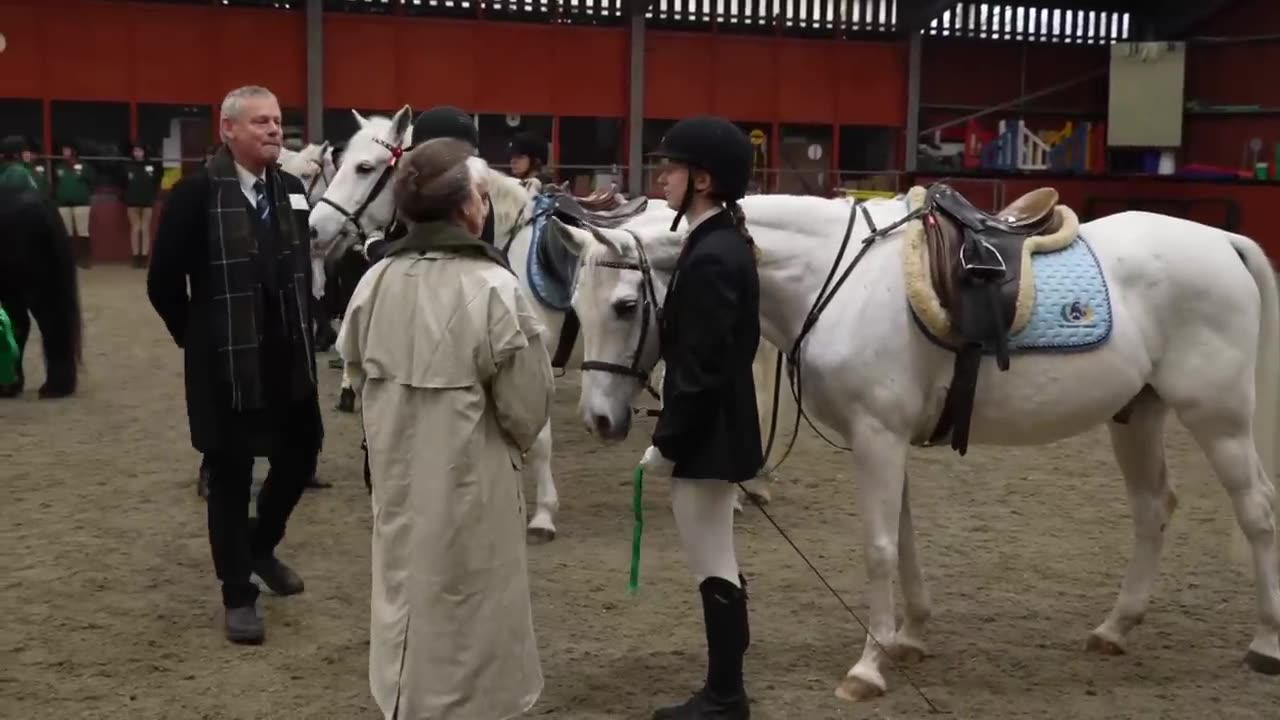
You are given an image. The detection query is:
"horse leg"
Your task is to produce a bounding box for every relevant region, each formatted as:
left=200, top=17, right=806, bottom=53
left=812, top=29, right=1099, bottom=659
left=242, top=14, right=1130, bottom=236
left=889, top=473, right=931, bottom=664
left=525, top=422, right=559, bottom=544
left=28, top=290, right=76, bottom=397
left=1180, top=415, right=1280, bottom=673
left=1088, top=392, right=1175, bottom=655
left=1159, top=347, right=1280, bottom=674
left=836, top=417, right=908, bottom=702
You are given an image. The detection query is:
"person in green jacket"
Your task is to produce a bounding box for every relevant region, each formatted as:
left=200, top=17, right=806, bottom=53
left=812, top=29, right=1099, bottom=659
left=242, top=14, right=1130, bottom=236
left=0, top=136, right=37, bottom=192
left=20, top=145, right=50, bottom=196
left=54, top=143, right=95, bottom=268
left=0, top=306, right=18, bottom=388
left=124, top=142, right=161, bottom=268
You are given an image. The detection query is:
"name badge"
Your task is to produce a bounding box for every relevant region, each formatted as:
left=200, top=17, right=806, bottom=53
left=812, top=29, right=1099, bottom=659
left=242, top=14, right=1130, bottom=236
left=288, top=193, right=309, bottom=210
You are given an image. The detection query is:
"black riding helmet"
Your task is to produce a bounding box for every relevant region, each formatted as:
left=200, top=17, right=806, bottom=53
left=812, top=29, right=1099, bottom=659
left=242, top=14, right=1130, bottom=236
left=412, top=106, right=478, bottom=148
left=507, top=131, right=548, bottom=167
left=650, top=115, right=753, bottom=230
left=1, top=135, right=27, bottom=160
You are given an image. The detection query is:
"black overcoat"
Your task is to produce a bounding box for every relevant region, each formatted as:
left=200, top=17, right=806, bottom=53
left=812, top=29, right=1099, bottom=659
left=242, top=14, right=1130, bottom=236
left=147, top=166, right=322, bottom=457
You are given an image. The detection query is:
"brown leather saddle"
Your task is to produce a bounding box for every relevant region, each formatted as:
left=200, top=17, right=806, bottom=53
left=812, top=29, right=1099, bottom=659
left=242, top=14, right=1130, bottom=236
left=552, top=194, right=648, bottom=229
left=923, top=184, right=1060, bottom=347
left=917, top=183, right=1061, bottom=455
left=572, top=188, right=624, bottom=212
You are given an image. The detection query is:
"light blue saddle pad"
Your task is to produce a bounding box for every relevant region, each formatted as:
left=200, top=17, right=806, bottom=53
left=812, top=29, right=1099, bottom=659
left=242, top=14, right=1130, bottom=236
left=993, top=234, right=1113, bottom=354
left=526, top=193, right=580, bottom=312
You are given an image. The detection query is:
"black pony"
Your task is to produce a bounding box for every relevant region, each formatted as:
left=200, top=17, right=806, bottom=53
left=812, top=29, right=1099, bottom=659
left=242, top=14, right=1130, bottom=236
left=0, top=185, right=83, bottom=398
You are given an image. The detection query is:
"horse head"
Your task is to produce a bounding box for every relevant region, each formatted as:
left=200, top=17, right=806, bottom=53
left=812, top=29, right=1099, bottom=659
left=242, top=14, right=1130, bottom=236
left=308, top=105, right=414, bottom=264
left=280, top=141, right=336, bottom=207
left=546, top=207, right=681, bottom=441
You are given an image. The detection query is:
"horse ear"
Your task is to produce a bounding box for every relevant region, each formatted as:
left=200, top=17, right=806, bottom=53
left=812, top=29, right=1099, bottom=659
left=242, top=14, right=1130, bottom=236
left=351, top=109, right=370, bottom=128
left=390, top=105, right=413, bottom=143
left=549, top=217, right=594, bottom=257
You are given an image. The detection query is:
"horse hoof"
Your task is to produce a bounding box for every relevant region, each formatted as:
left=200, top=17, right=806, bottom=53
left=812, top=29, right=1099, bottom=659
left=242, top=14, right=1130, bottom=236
left=1244, top=650, right=1280, bottom=675
left=0, top=383, right=22, bottom=398
left=527, top=527, right=556, bottom=544
left=834, top=674, right=884, bottom=702
left=1085, top=633, right=1126, bottom=656
left=38, top=385, right=75, bottom=399
left=336, top=388, right=355, bottom=413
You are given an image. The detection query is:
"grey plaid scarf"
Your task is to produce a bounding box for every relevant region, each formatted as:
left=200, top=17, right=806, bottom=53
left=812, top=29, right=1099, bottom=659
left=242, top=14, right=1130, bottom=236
left=206, top=145, right=314, bottom=411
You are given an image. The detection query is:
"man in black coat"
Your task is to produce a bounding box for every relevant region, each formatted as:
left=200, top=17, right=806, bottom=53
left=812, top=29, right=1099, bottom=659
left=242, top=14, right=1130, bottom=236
left=147, top=85, right=322, bottom=645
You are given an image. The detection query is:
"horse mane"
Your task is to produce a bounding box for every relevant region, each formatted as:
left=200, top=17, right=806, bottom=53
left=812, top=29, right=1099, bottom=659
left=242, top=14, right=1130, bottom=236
left=482, top=165, right=534, bottom=234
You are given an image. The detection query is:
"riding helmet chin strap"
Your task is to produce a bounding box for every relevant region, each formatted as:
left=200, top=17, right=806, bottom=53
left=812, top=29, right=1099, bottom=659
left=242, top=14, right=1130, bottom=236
left=670, top=175, right=693, bottom=232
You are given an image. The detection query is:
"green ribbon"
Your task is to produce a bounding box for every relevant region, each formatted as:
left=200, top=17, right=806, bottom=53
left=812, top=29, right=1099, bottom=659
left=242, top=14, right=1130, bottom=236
left=628, top=465, right=645, bottom=595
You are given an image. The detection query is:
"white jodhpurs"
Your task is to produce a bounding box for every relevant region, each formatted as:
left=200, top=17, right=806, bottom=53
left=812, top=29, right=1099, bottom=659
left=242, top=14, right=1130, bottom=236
left=671, top=477, right=741, bottom=587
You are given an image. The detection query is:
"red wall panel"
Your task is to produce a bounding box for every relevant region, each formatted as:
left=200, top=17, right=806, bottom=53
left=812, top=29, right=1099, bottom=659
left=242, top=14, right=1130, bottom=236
left=0, top=1, right=306, bottom=105
left=921, top=37, right=1107, bottom=111
left=43, top=3, right=132, bottom=101
left=324, top=16, right=628, bottom=117
left=646, top=32, right=905, bottom=126
left=0, top=4, right=45, bottom=99
left=324, top=15, right=399, bottom=111
left=645, top=32, right=714, bottom=118
left=833, top=41, right=906, bottom=126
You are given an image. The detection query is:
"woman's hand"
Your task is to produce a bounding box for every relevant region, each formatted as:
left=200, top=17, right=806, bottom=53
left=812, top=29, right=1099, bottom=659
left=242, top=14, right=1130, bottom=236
left=639, top=445, right=675, bottom=477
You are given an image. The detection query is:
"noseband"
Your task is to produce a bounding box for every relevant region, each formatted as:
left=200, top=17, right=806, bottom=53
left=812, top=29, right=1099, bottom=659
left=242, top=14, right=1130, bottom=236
left=577, top=229, right=663, bottom=401
left=317, top=137, right=403, bottom=242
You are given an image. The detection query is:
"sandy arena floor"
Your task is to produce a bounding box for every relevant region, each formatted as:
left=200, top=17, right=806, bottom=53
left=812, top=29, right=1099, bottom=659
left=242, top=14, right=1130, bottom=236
left=3, top=266, right=1279, bottom=719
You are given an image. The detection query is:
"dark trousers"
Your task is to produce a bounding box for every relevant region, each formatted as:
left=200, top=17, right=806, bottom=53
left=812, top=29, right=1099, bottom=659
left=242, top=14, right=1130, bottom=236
left=205, top=427, right=317, bottom=608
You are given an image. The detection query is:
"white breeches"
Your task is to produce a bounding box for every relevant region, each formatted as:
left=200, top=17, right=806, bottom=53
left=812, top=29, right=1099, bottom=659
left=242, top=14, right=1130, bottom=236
left=127, top=207, right=153, bottom=255
left=671, top=477, right=741, bottom=587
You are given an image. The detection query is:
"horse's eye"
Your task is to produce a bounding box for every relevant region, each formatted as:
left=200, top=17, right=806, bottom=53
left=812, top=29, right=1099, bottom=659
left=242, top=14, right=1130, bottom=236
left=356, top=163, right=374, bottom=174
left=612, top=299, right=638, bottom=318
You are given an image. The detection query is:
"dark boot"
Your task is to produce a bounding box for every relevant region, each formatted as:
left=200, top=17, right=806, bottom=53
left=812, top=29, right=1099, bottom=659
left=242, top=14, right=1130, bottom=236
left=336, top=386, right=356, bottom=413
left=225, top=604, right=264, bottom=644
left=252, top=555, right=305, bottom=596
left=652, top=576, right=751, bottom=720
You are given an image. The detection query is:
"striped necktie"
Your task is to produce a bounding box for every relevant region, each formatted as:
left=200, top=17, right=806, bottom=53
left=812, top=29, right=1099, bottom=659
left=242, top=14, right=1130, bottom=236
left=253, top=179, right=270, bottom=222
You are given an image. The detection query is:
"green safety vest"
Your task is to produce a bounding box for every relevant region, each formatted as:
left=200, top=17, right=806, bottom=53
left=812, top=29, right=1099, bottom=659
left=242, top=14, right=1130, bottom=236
left=0, top=306, right=18, bottom=386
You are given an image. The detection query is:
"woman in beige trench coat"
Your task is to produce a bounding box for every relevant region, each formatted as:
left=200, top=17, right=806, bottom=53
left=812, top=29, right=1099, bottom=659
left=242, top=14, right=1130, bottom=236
left=336, top=137, right=554, bottom=720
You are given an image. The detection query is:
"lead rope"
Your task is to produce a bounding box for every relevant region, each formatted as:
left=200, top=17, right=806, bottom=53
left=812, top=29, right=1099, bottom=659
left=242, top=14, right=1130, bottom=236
left=741, top=490, right=949, bottom=714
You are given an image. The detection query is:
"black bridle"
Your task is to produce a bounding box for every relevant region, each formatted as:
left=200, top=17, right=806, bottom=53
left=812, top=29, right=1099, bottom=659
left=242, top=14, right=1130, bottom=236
left=575, top=228, right=664, bottom=404
left=317, top=136, right=403, bottom=243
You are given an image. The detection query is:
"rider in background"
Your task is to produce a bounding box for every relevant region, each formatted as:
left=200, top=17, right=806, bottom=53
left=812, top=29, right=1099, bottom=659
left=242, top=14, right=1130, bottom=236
left=363, top=105, right=495, bottom=263
left=507, top=130, right=554, bottom=189
left=0, top=136, right=37, bottom=192
left=639, top=115, right=763, bottom=720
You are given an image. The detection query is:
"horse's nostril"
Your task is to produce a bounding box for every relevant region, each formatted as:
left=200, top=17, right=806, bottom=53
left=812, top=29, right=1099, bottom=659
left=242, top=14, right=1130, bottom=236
left=592, top=414, right=612, bottom=436
left=309, top=226, right=318, bottom=240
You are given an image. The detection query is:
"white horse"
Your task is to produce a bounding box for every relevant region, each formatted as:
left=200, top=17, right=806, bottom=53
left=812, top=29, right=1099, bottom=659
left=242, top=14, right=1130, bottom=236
left=278, top=142, right=337, bottom=207
left=551, top=189, right=1280, bottom=700
left=306, top=106, right=781, bottom=538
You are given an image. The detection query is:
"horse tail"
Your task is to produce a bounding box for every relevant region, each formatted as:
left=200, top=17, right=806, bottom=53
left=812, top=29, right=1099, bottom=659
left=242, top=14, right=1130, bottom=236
left=36, top=195, right=83, bottom=367
left=1227, top=232, right=1278, bottom=564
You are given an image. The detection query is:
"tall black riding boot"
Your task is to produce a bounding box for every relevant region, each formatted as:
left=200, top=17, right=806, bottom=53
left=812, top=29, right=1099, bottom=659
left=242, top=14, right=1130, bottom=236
left=653, top=576, right=751, bottom=720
